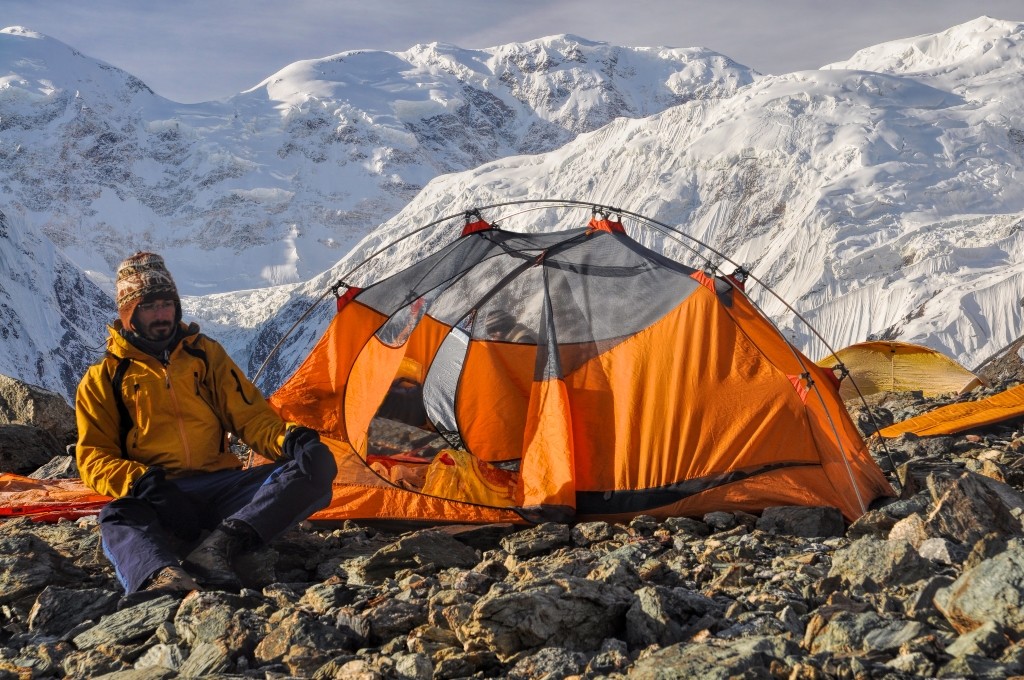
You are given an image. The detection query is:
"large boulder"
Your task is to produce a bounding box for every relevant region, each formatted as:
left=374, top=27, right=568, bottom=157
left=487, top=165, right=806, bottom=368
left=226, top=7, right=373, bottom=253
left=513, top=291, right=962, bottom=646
left=0, top=374, right=76, bottom=447
left=0, top=424, right=63, bottom=474
left=935, top=540, right=1024, bottom=636
left=455, top=575, right=633, bottom=659
left=828, top=536, right=937, bottom=590
left=924, top=472, right=1024, bottom=546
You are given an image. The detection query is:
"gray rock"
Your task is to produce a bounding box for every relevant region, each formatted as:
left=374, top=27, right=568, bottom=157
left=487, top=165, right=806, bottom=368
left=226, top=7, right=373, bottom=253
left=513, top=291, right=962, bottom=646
left=845, top=507, right=898, bottom=538
left=828, top=536, right=936, bottom=589
left=0, top=424, right=63, bottom=474
left=776, top=605, right=806, bottom=636
left=918, top=537, right=968, bottom=565
left=600, top=538, right=664, bottom=573
left=311, top=657, right=376, bottom=678
left=626, top=585, right=719, bottom=647
left=359, top=529, right=480, bottom=581
left=449, top=567, right=497, bottom=595
left=663, top=515, right=711, bottom=536
left=27, top=454, right=79, bottom=479
left=0, top=374, right=76, bottom=446
left=586, top=638, right=632, bottom=676
left=505, top=646, right=587, bottom=680
left=888, top=513, right=930, bottom=547
left=5, top=380, right=1024, bottom=679
left=429, top=522, right=517, bottom=552
left=937, top=654, right=1023, bottom=679
left=333, top=606, right=371, bottom=645
left=363, top=598, right=428, bottom=644
left=260, top=582, right=301, bottom=609
left=406, top=623, right=460, bottom=657
left=703, top=511, right=737, bottom=531
left=299, top=582, right=356, bottom=613
left=716, top=612, right=791, bottom=640
left=756, top=505, right=845, bottom=538
left=0, top=533, right=88, bottom=605
left=73, top=595, right=180, bottom=649
left=254, top=608, right=356, bottom=676
left=945, top=620, right=1008, bottom=659
left=92, top=668, right=176, bottom=680
left=586, top=554, right=643, bottom=592
left=431, top=649, right=502, bottom=679
left=28, top=586, right=119, bottom=638
left=500, top=522, right=572, bottom=557
left=177, top=641, right=231, bottom=678
left=172, top=590, right=263, bottom=654
left=393, top=651, right=433, bottom=680
left=926, top=472, right=1024, bottom=546
left=964, top=531, right=1011, bottom=569
left=455, top=575, right=632, bottom=658
left=935, top=540, right=1024, bottom=636
left=629, top=514, right=660, bottom=534
left=570, top=520, right=621, bottom=545
left=630, top=635, right=799, bottom=680
left=3, top=517, right=107, bottom=570
left=878, top=494, right=932, bottom=520
left=865, top=618, right=929, bottom=652
left=808, top=610, right=924, bottom=655
left=133, top=643, right=186, bottom=672
left=61, top=649, right=131, bottom=678
left=886, top=651, right=938, bottom=677
left=899, top=458, right=964, bottom=498
left=905, top=575, right=955, bottom=622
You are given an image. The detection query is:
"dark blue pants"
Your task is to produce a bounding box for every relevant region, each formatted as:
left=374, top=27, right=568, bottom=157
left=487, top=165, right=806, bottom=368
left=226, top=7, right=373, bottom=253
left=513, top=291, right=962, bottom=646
left=99, top=452, right=336, bottom=593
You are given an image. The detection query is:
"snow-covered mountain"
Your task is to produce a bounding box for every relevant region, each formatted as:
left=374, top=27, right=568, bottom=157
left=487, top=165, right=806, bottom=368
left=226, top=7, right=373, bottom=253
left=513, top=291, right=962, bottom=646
left=0, top=209, right=114, bottom=395
left=0, top=26, right=752, bottom=293
left=2, top=17, right=1023, bottom=402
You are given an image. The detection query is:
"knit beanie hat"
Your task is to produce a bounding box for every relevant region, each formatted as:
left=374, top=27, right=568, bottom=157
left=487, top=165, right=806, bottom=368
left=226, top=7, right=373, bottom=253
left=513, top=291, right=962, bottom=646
left=115, top=252, right=180, bottom=331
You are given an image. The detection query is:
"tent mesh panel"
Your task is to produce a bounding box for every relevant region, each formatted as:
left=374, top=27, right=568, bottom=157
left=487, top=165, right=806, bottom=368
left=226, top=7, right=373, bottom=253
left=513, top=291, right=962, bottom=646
left=366, top=227, right=703, bottom=376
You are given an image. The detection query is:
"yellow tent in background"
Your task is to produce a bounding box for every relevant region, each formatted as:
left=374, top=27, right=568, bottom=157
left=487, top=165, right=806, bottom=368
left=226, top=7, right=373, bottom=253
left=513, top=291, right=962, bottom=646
left=817, top=341, right=984, bottom=402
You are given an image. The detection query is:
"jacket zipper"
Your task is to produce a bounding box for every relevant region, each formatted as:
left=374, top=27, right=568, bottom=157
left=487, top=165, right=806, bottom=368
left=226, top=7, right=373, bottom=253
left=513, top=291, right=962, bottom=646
left=131, top=383, right=140, bottom=450
left=161, top=349, right=194, bottom=470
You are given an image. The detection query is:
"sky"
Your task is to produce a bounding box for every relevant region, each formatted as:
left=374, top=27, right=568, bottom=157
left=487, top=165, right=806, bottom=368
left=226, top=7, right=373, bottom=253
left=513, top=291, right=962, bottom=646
left=4, top=1, right=1024, bottom=103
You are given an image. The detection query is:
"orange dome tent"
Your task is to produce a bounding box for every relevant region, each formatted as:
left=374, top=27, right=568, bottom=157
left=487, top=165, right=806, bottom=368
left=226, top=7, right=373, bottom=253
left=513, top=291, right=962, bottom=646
left=270, top=204, right=894, bottom=524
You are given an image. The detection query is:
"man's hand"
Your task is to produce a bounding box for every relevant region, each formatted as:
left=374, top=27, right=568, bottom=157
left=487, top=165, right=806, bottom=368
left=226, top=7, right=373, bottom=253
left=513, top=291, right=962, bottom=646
left=130, top=466, right=203, bottom=540
left=282, top=426, right=324, bottom=476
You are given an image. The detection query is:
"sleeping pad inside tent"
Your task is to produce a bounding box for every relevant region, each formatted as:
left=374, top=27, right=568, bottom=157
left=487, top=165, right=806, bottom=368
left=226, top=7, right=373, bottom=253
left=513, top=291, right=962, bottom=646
left=268, top=214, right=894, bottom=525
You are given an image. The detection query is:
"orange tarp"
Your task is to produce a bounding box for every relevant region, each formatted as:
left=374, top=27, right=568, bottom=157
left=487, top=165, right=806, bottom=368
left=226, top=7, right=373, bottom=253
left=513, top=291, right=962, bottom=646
left=0, top=473, right=112, bottom=521
left=877, top=383, right=1024, bottom=438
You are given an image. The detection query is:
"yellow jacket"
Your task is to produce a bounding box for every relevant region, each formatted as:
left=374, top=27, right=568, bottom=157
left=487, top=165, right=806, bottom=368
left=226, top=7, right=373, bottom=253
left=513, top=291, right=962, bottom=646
left=75, top=322, right=289, bottom=499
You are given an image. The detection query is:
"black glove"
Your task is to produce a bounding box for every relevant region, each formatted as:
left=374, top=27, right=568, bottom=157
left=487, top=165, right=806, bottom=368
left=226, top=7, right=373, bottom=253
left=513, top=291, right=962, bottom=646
left=282, top=426, right=324, bottom=476
left=130, top=466, right=203, bottom=540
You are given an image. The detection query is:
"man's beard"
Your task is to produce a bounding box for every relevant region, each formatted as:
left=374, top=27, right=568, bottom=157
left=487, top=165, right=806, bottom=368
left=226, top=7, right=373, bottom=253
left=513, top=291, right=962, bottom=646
left=141, top=321, right=174, bottom=341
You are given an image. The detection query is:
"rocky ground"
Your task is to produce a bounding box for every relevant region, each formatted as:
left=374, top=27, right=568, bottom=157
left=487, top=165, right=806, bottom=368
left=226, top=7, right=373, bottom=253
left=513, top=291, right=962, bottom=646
left=2, top=361, right=1024, bottom=679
